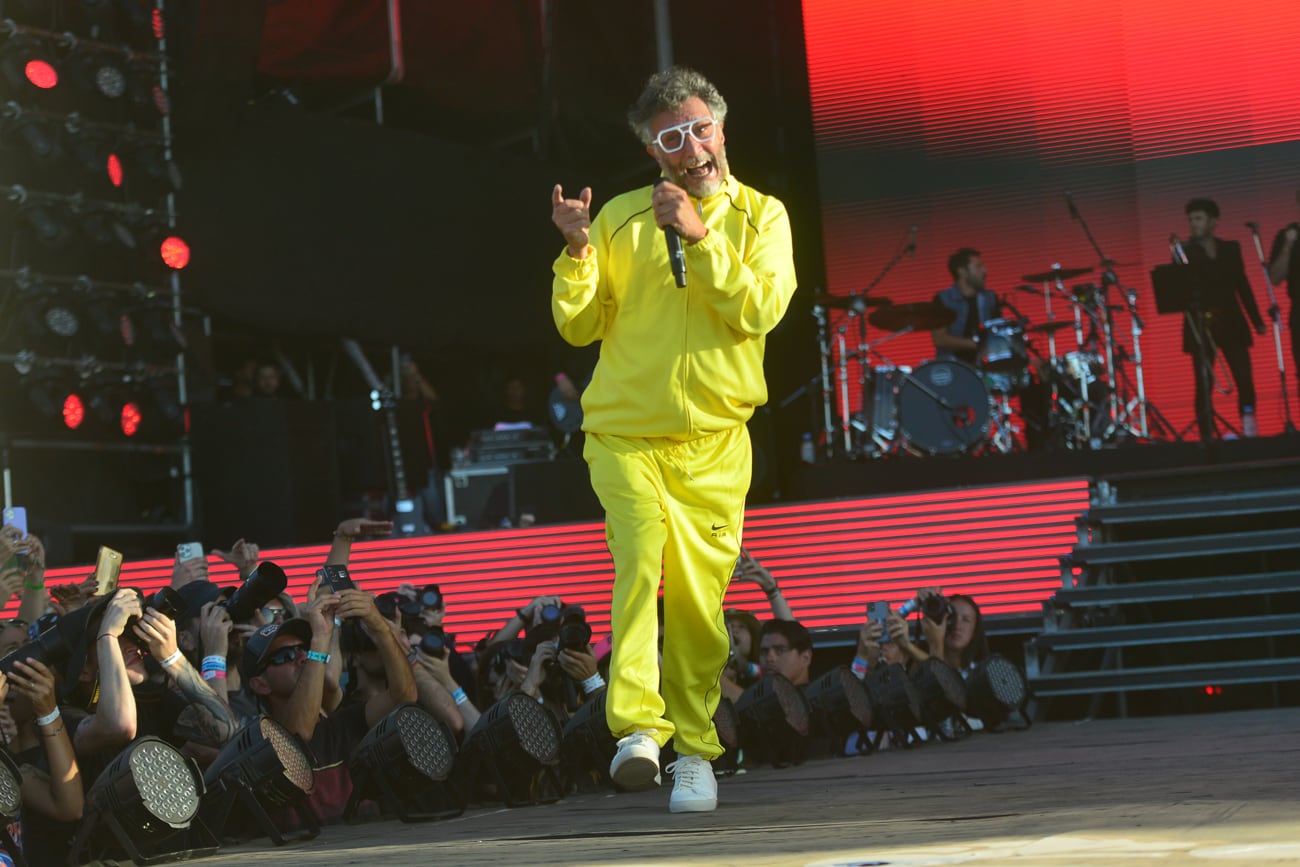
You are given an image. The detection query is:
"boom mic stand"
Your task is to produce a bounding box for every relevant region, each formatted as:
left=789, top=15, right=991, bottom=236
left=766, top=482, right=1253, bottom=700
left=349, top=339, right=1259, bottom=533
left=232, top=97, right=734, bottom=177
left=1246, top=221, right=1297, bottom=433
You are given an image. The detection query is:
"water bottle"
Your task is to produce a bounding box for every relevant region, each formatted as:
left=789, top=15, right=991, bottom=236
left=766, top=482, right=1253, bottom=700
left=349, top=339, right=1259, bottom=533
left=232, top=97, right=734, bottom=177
left=800, top=432, right=816, bottom=464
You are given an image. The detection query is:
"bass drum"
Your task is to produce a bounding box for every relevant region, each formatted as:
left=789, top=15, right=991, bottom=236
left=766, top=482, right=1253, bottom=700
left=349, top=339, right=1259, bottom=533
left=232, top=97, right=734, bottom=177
left=898, top=360, right=990, bottom=455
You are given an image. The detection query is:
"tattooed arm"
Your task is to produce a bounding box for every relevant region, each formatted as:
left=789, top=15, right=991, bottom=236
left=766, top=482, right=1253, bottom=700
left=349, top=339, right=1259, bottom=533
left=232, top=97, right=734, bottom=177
left=136, top=608, right=237, bottom=746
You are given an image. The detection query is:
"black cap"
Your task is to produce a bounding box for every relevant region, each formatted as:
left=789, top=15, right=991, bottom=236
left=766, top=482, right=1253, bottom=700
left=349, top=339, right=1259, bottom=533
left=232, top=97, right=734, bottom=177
left=175, top=580, right=230, bottom=615
left=240, top=617, right=313, bottom=682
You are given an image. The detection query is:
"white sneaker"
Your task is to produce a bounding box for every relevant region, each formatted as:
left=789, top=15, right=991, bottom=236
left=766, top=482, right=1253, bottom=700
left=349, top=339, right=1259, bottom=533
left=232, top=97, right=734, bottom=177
left=609, top=729, right=661, bottom=790
left=667, top=754, right=717, bottom=813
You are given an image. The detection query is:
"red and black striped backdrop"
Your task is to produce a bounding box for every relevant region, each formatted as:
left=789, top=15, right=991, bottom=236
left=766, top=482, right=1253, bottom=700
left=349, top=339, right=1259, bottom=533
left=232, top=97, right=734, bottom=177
left=20, top=478, right=1088, bottom=647
left=803, top=0, right=1300, bottom=437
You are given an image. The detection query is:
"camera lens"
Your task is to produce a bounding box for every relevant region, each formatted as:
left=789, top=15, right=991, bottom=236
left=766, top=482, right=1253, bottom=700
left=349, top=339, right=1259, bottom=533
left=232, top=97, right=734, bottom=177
left=540, top=604, right=561, bottom=622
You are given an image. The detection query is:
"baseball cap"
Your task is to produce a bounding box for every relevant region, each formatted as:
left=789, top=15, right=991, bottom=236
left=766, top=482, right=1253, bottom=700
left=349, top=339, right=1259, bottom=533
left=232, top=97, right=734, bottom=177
left=175, top=580, right=230, bottom=615
left=241, top=617, right=313, bottom=681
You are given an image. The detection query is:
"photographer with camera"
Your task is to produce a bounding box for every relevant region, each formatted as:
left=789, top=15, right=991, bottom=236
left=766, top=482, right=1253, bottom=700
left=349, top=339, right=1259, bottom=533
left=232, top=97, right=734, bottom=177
left=912, top=591, right=989, bottom=675
left=63, top=588, right=238, bottom=778
left=244, top=587, right=415, bottom=823
left=375, top=594, right=478, bottom=736
left=0, top=658, right=85, bottom=864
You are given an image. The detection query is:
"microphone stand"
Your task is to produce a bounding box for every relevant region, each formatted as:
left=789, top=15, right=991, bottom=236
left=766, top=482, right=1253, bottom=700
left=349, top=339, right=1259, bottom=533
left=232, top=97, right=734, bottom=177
left=1246, top=222, right=1297, bottom=433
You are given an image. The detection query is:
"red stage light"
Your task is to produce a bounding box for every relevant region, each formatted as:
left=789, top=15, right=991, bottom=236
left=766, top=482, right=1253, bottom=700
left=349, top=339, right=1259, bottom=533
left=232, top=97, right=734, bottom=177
left=121, top=401, right=142, bottom=437
left=159, top=235, right=189, bottom=269
left=107, top=153, right=124, bottom=187
left=25, top=59, right=58, bottom=89
left=152, top=9, right=165, bottom=40
left=62, top=393, right=85, bottom=429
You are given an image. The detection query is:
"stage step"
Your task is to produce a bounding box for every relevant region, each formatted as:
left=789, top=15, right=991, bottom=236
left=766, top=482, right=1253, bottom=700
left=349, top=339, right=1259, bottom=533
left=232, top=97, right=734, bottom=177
left=1028, top=657, right=1300, bottom=696
left=1032, top=613, right=1300, bottom=651
left=1067, top=528, right=1300, bottom=566
left=1082, top=488, right=1300, bottom=529
left=1091, top=457, right=1300, bottom=505
left=1053, top=570, right=1300, bottom=608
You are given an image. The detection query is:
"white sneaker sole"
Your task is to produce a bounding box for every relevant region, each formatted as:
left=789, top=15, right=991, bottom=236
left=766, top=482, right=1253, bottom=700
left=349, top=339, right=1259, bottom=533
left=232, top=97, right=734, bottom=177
left=611, top=755, right=661, bottom=791
left=669, top=797, right=717, bottom=813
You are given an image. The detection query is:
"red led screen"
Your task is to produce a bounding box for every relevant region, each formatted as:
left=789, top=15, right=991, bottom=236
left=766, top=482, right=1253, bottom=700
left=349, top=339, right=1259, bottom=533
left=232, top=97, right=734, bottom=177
left=18, top=479, right=1088, bottom=649
left=803, top=0, right=1300, bottom=439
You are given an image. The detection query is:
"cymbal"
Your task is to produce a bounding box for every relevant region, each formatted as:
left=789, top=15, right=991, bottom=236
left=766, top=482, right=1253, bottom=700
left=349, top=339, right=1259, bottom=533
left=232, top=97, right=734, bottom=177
left=868, top=301, right=956, bottom=332
left=1021, top=266, right=1094, bottom=283
left=1027, top=320, right=1075, bottom=334
left=814, top=292, right=892, bottom=312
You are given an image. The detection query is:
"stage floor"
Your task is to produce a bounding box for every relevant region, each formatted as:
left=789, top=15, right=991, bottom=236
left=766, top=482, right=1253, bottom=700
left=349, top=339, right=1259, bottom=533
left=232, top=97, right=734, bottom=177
left=198, top=707, right=1300, bottom=867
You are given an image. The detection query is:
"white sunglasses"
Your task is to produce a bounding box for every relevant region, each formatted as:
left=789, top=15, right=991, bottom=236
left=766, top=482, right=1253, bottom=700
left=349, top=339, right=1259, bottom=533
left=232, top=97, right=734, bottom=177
left=654, top=116, right=718, bottom=153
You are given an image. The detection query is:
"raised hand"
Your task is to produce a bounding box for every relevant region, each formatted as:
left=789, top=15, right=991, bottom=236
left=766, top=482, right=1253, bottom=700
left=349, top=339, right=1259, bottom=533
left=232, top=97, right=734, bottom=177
left=335, top=518, right=393, bottom=540
left=551, top=184, right=593, bottom=257
left=211, top=538, right=259, bottom=578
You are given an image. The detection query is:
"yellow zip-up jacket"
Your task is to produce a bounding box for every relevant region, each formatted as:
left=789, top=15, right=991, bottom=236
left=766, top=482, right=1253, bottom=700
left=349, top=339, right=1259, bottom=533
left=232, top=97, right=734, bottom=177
left=552, top=175, right=797, bottom=440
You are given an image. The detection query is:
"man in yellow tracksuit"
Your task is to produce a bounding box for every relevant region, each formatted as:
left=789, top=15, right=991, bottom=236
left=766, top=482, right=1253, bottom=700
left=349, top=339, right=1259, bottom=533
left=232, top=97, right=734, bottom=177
left=550, top=66, right=796, bottom=813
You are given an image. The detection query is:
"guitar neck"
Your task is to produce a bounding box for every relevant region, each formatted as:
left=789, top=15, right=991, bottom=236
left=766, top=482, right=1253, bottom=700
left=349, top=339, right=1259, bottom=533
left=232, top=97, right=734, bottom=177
left=384, top=408, right=411, bottom=501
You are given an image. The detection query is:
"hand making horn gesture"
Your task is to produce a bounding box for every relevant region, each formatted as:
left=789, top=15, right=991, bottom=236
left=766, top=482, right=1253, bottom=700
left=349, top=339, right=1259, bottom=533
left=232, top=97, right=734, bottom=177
left=552, top=184, right=592, bottom=258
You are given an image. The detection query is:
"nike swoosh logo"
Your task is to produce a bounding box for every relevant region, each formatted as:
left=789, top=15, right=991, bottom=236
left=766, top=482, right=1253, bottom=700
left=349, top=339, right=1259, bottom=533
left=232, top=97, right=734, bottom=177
left=711, top=523, right=728, bottom=531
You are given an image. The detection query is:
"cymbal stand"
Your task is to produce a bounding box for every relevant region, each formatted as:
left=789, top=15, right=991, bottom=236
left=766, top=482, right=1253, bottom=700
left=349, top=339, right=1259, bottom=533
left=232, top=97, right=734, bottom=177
left=1247, top=222, right=1297, bottom=433
left=837, top=331, right=853, bottom=455
left=812, top=300, right=837, bottom=455
left=1095, top=272, right=1123, bottom=435
left=1038, top=277, right=1068, bottom=448
left=1114, top=285, right=1179, bottom=441
left=1063, top=274, right=1093, bottom=447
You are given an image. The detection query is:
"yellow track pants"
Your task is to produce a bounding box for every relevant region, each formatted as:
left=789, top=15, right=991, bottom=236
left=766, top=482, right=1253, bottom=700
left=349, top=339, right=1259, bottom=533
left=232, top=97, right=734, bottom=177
left=585, top=426, right=750, bottom=760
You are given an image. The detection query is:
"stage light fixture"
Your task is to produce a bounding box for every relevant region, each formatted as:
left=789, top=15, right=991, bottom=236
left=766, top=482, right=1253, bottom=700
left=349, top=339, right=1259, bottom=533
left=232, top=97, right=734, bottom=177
left=8, top=186, right=71, bottom=246
left=735, top=673, right=812, bottom=768
left=966, top=654, right=1030, bottom=731
left=346, top=703, right=463, bottom=822
left=202, top=715, right=320, bottom=846
left=70, top=46, right=127, bottom=101
left=0, top=32, right=59, bottom=94
left=159, top=232, right=189, bottom=269
left=68, top=735, right=216, bottom=865
left=120, top=398, right=141, bottom=436
left=805, top=664, right=873, bottom=755
left=107, top=150, right=122, bottom=185
left=462, top=691, right=563, bottom=807
left=0, top=752, right=23, bottom=864
left=1, top=100, right=60, bottom=159
left=77, top=204, right=136, bottom=248
left=62, top=391, right=85, bottom=428
left=559, top=688, right=618, bottom=791
left=910, top=657, right=970, bottom=740
left=865, top=661, right=925, bottom=749
left=711, top=695, right=742, bottom=775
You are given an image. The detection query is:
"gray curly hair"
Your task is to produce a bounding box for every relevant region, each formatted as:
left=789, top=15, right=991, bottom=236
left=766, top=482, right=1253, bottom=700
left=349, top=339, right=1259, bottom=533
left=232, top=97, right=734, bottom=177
left=627, top=66, right=729, bottom=146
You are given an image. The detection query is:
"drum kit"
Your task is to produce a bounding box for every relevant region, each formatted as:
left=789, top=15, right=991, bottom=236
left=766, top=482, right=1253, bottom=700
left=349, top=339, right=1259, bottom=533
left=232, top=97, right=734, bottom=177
left=813, top=262, right=1171, bottom=460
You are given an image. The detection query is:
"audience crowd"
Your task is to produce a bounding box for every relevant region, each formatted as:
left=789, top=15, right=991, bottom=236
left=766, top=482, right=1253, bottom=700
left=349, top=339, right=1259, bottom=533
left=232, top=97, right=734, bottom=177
left=0, top=521, right=1025, bottom=864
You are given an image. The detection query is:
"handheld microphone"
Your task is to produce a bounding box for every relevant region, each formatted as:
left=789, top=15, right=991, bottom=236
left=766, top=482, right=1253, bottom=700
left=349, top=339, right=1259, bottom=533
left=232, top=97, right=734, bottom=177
left=907, top=224, right=918, bottom=258
left=1064, top=189, right=1079, bottom=219
left=1169, top=234, right=1189, bottom=265
left=654, top=178, right=687, bottom=288
left=1245, top=221, right=1260, bottom=231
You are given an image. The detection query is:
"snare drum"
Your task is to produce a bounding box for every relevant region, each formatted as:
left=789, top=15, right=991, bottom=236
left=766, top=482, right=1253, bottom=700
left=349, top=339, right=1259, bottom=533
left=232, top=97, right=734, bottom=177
left=977, top=318, right=1029, bottom=375
left=1058, top=351, right=1103, bottom=387
left=898, top=360, right=990, bottom=455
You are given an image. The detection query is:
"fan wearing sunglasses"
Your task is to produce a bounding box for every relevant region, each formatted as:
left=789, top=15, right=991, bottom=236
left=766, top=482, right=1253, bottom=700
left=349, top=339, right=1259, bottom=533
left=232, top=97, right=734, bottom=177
left=242, top=589, right=416, bottom=823
left=550, top=66, right=797, bottom=814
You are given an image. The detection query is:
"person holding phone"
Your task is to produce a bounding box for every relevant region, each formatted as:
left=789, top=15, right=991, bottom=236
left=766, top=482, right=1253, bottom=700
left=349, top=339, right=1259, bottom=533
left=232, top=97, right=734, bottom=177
left=243, top=587, right=415, bottom=823
left=550, top=66, right=796, bottom=814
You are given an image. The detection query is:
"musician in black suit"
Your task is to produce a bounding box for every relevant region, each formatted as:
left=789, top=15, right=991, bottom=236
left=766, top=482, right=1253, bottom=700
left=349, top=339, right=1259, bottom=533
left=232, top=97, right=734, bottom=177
left=1266, top=189, right=1300, bottom=412
left=1180, top=199, right=1266, bottom=439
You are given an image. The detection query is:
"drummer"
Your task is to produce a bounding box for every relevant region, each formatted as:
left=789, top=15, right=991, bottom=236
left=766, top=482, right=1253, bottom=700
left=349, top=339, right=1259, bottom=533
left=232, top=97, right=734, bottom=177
left=930, top=247, right=1001, bottom=365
